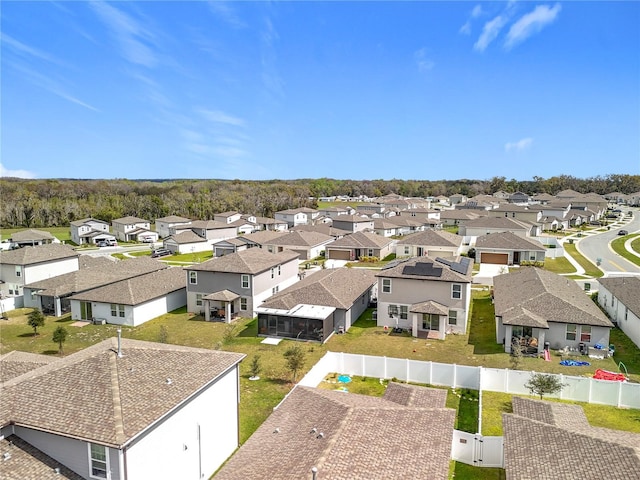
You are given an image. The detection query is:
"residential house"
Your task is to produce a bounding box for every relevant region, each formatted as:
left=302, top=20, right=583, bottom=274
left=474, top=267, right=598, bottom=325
left=372, top=218, right=403, bottom=237
left=493, top=268, right=613, bottom=353
left=183, top=220, right=237, bottom=242
left=214, top=383, right=455, bottom=480
left=155, top=215, right=192, bottom=238
left=69, top=267, right=186, bottom=326
left=263, top=231, right=334, bottom=261
left=256, top=268, right=377, bottom=341
left=23, top=256, right=166, bottom=317
left=598, top=276, right=640, bottom=349
left=317, top=206, right=354, bottom=218
left=0, top=338, right=245, bottom=480
left=185, top=248, right=299, bottom=322
left=459, top=217, right=535, bottom=238
left=448, top=193, right=468, bottom=205
left=9, top=229, right=58, bottom=247
left=628, top=191, right=640, bottom=206
left=290, top=224, right=351, bottom=239
left=253, top=216, right=289, bottom=232
left=386, top=216, right=427, bottom=235
left=439, top=209, right=486, bottom=227
left=474, top=232, right=546, bottom=265
left=0, top=244, right=79, bottom=304
left=503, top=397, right=640, bottom=479
left=529, top=192, right=555, bottom=204
left=111, top=216, right=158, bottom=242
left=274, top=207, right=319, bottom=227
left=69, top=218, right=114, bottom=245
left=325, top=231, right=394, bottom=261
left=238, top=230, right=289, bottom=249
left=398, top=208, right=441, bottom=224
left=566, top=193, right=608, bottom=218
left=355, top=203, right=386, bottom=215
left=212, top=237, right=258, bottom=257
left=331, top=214, right=375, bottom=234
left=555, top=189, right=583, bottom=199
left=492, top=190, right=511, bottom=199
left=163, top=230, right=210, bottom=254
left=603, top=192, right=628, bottom=204
left=507, top=191, right=530, bottom=204
left=376, top=256, right=473, bottom=339
left=395, top=230, right=463, bottom=258
left=487, top=205, right=542, bottom=224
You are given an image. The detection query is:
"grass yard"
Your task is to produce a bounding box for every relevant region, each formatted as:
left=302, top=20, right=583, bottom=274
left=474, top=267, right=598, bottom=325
left=610, top=234, right=640, bottom=268
left=166, top=251, right=214, bottom=263
left=632, top=236, right=640, bottom=255
left=543, top=256, right=577, bottom=274
left=0, top=226, right=72, bottom=242
left=481, top=391, right=640, bottom=436
left=451, top=462, right=505, bottom=480
left=564, top=242, right=603, bottom=277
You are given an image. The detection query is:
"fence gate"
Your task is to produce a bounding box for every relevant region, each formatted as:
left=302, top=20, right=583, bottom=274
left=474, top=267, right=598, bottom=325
left=451, top=431, right=504, bottom=468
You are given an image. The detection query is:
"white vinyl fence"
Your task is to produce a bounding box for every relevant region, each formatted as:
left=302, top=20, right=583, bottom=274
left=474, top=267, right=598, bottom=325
left=296, top=352, right=640, bottom=469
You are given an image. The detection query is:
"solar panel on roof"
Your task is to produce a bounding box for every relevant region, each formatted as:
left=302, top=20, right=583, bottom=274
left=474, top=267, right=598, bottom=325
left=450, top=257, right=471, bottom=275
left=402, top=262, right=443, bottom=277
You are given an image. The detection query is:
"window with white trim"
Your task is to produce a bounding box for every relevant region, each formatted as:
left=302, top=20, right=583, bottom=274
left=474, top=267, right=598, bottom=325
left=196, top=294, right=203, bottom=307
left=240, top=297, right=247, bottom=310
left=111, top=304, right=117, bottom=317
left=580, top=325, right=591, bottom=342
left=88, top=443, right=108, bottom=479
left=272, top=286, right=279, bottom=295
left=382, top=279, right=391, bottom=293
left=241, top=275, right=250, bottom=289
left=404, top=246, right=410, bottom=255
left=278, top=265, right=281, bottom=275
left=189, top=271, right=197, bottom=285
left=452, top=284, right=462, bottom=299
left=388, top=304, right=398, bottom=317
left=400, top=305, right=408, bottom=320
left=271, top=267, right=275, bottom=279
left=448, top=310, right=458, bottom=325
left=15, top=266, right=21, bottom=277
left=566, top=324, right=577, bottom=341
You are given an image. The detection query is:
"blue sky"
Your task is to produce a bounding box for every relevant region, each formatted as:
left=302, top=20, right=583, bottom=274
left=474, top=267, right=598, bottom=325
left=1, top=1, right=638, bottom=181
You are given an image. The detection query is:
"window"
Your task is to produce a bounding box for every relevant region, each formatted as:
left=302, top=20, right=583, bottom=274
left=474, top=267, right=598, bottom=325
left=452, top=284, right=462, bottom=299
left=566, top=324, right=577, bottom=341
left=382, top=279, right=391, bottom=293
left=278, top=265, right=281, bottom=275
left=196, top=294, right=203, bottom=307
left=368, top=249, right=374, bottom=257
left=625, top=307, right=628, bottom=321
left=189, top=271, right=197, bottom=285
left=111, top=304, right=117, bottom=317
left=404, top=246, right=410, bottom=255
left=272, top=286, right=279, bottom=295
left=241, top=275, right=250, bottom=289
left=400, top=305, right=408, bottom=320
left=448, top=310, right=458, bottom=325
left=580, top=325, right=591, bottom=342
left=240, top=297, right=247, bottom=311
left=271, top=267, right=275, bottom=279
left=388, top=304, right=398, bottom=317
left=15, top=266, right=21, bottom=277
left=89, top=443, right=108, bottom=479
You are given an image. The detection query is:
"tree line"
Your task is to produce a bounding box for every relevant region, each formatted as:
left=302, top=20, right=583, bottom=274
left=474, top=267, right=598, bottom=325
left=1, top=174, right=638, bottom=228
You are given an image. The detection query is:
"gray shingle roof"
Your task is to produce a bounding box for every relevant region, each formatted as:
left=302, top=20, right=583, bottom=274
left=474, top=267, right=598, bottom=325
left=0, top=351, right=59, bottom=383
left=155, top=215, right=191, bottom=223
left=464, top=217, right=530, bottom=230
left=475, top=231, right=545, bottom=251
left=598, top=276, right=640, bottom=318
left=112, top=216, right=148, bottom=224
left=376, top=256, right=472, bottom=283
left=291, top=224, right=351, bottom=238
left=493, top=268, right=613, bottom=327
left=165, top=230, right=207, bottom=244
left=0, top=244, right=78, bottom=266
left=503, top=397, right=640, bottom=480
left=410, top=300, right=449, bottom=315
left=267, top=230, right=333, bottom=247
left=214, top=384, right=455, bottom=480
left=69, top=267, right=185, bottom=305
left=238, top=230, right=288, bottom=245
left=187, top=248, right=299, bottom=274
left=188, top=220, right=230, bottom=230
left=0, top=338, right=244, bottom=447
left=9, top=229, right=57, bottom=241
left=0, top=436, right=84, bottom=480
left=261, top=268, right=377, bottom=310
left=327, top=231, right=392, bottom=249
left=396, top=230, right=462, bottom=247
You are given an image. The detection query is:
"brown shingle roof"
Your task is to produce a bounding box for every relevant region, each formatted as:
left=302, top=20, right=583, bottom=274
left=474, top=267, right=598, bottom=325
left=327, top=231, right=392, bottom=249
left=396, top=229, right=462, bottom=247
left=1, top=338, right=244, bottom=447
left=464, top=217, right=530, bottom=230
left=215, top=384, right=455, bottom=480
left=493, top=268, right=613, bottom=327
left=598, top=276, right=640, bottom=318
left=9, top=229, right=57, bottom=242
left=0, top=244, right=78, bottom=266
left=69, top=267, right=184, bottom=305
left=238, top=230, right=287, bottom=245
left=267, top=230, right=333, bottom=247
left=376, top=256, right=472, bottom=283
left=0, top=351, right=59, bottom=383
left=165, top=230, right=207, bottom=244
left=291, top=224, right=351, bottom=238
left=112, top=216, right=148, bottom=224
left=155, top=215, right=191, bottom=223
left=0, top=436, right=84, bottom=480
left=475, top=231, right=545, bottom=251
left=261, top=268, right=376, bottom=310
left=187, top=248, right=299, bottom=274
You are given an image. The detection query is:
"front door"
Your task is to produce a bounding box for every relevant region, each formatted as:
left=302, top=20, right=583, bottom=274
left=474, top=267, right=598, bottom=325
left=422, top=314, right=439, bottom=331
left=80, top=301, right=92, bottom=320
left=513, top=251, right=521, bottom=264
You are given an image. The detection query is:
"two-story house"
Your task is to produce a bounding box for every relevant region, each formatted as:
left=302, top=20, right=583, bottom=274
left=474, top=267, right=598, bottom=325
left=274, top=208, right=319, bottom=227
left=70, top=218, right=114, bottom=245
left=155, top=215, right=192, bottom=238
left=375, top=256, right=473, bottom=340
left=111, top=216, right=158, bottom=242
left=185, top=249, right=300, bottom=321
left=332, top=215, right=375, bottom=234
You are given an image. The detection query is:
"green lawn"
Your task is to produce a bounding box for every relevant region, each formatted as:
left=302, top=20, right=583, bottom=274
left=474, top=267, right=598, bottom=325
left=543, top=256, right=577, bottom=274
left=0, top=226, right=72, bottom=242
left=564, top=242, right=603, bottom=277
left=451, top=462, right=505, bottom=480
left=481, top=391, right=640, bottom=436
left=610, top=234, right=640, bottom=268
left=632, top=237, right=640, bottom=255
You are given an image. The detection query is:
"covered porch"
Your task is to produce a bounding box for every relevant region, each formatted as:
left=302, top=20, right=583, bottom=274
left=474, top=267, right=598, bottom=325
left=410, top=300, right=449, bottom=340
left=203, top=289, right=240, bottom=323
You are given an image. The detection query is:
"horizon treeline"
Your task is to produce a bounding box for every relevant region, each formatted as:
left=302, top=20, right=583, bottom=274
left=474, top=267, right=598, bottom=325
left=1, top=174, right=638, bottom=228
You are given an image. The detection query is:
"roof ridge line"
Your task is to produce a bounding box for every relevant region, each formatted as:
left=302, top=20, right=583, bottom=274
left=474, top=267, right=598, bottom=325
left=108, top=352, right=127, bottom=446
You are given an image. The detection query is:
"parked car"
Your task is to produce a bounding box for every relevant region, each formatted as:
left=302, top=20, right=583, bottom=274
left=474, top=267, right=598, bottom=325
left=96, top=241, right=107, bottom=247
left=618, top=229, right=628, bottom=236
left=151, top=248, right=172, bottom=258
left=106, top=239, right=117, bottom=246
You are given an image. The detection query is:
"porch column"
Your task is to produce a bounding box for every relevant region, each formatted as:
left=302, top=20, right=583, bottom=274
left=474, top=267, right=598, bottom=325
left=204, top=299, right=210, bottom=322
left=225, top=302, right=231, bottom=323
left=440, top=315, right=446, bottom=340
left=55, top=297, right=62, bottom=317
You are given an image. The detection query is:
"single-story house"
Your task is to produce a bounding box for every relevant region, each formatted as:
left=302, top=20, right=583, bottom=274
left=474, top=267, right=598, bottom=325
left=438, top=209, right=486, bottom=227
left=214, top=383, right=455, bottom=480
left=155, top=215, right=192, bottom=238
left=0, top=338, right=245, bottom=480
left=459, top=217, right=534, bottom=238
left=376, top=256, right=473, bottom=339
left=9, top=229, right=59, bottom=247
left=475, top=232, right=546, bottom=265
left=262, top=231, right=334, bottom=261
left=163, top=230, right=209, bottom=254
left=598, top=276, right=640, bottom=349
left=256, top=267, right=377, bottom=342
left=325, top=231, right=394, bottom=261
left=291, top=224, right=351, bottom=239
left=503, top=397, right=640, bottom=479
left=395, top=230, right=463, bottom=258
left=372, top=218, right=403, bottom=237
left=70, top=218, right=113, bottom=245
left=253, top=216, right=289, bottom=231
left=212, top=237, right=258, bottom=257
left=69, top=267, right=186, bottom=326
left=493, top=268, right=614, bottom=353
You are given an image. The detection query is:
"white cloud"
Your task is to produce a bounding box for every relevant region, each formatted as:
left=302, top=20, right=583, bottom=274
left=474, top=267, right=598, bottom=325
left=505, top=4, right=562, bottom=50
left=208, top=1, right=246, bottom=29
left=471, top=5, right=484, bottom=18
left=505, top=138, right=533, bottom=152
left=0, top=163, right=36, bottom=178
left=414, top=48, right=435, bottom=72
left=1, top=33, right=60, bottom=64
left=474, top=15, right=508, bottom=52
left=459, top=21, right=471, bottom=36
left=197, top=109, right=246, bottom=127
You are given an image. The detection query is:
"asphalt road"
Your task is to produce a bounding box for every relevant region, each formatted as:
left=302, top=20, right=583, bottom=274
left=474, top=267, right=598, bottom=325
left=577, top=207, right=640, bottom=275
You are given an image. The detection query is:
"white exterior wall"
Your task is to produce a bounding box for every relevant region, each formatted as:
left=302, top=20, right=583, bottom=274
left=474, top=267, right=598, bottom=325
left=24, top=257, right=79, bottom=284
left=125, top=366, right=240, bottom=480
left=599, top=286, right=640, bottom=349
left=9, top=426, right=122, bottom=480
left=546, top=322, right=610, bottom=350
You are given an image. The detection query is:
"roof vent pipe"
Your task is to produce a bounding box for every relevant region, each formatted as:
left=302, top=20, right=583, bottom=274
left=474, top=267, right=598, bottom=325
left=311, top=466, right=318, bottom=480
left=117, top=328, right=123, bottom=358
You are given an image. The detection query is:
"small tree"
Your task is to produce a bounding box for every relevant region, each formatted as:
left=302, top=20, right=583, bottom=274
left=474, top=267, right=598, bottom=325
left=509, top=342, right=524, bottom=370
left=27, top=309, right=45, bottom=336
left=283, top=344, right=306, bottom=382
left=249, top=355, right=262, bottom=380
left=525, top=373, right=565, bottom=399
left=52, top=326, right=68, bottom=354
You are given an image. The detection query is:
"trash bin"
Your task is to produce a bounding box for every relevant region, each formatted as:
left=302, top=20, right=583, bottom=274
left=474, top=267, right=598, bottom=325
left=579, top=342, right=586, bottom=355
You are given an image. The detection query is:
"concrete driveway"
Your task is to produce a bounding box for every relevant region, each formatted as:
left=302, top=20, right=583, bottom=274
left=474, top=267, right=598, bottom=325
left=473, top=263, right=509, bottom=286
